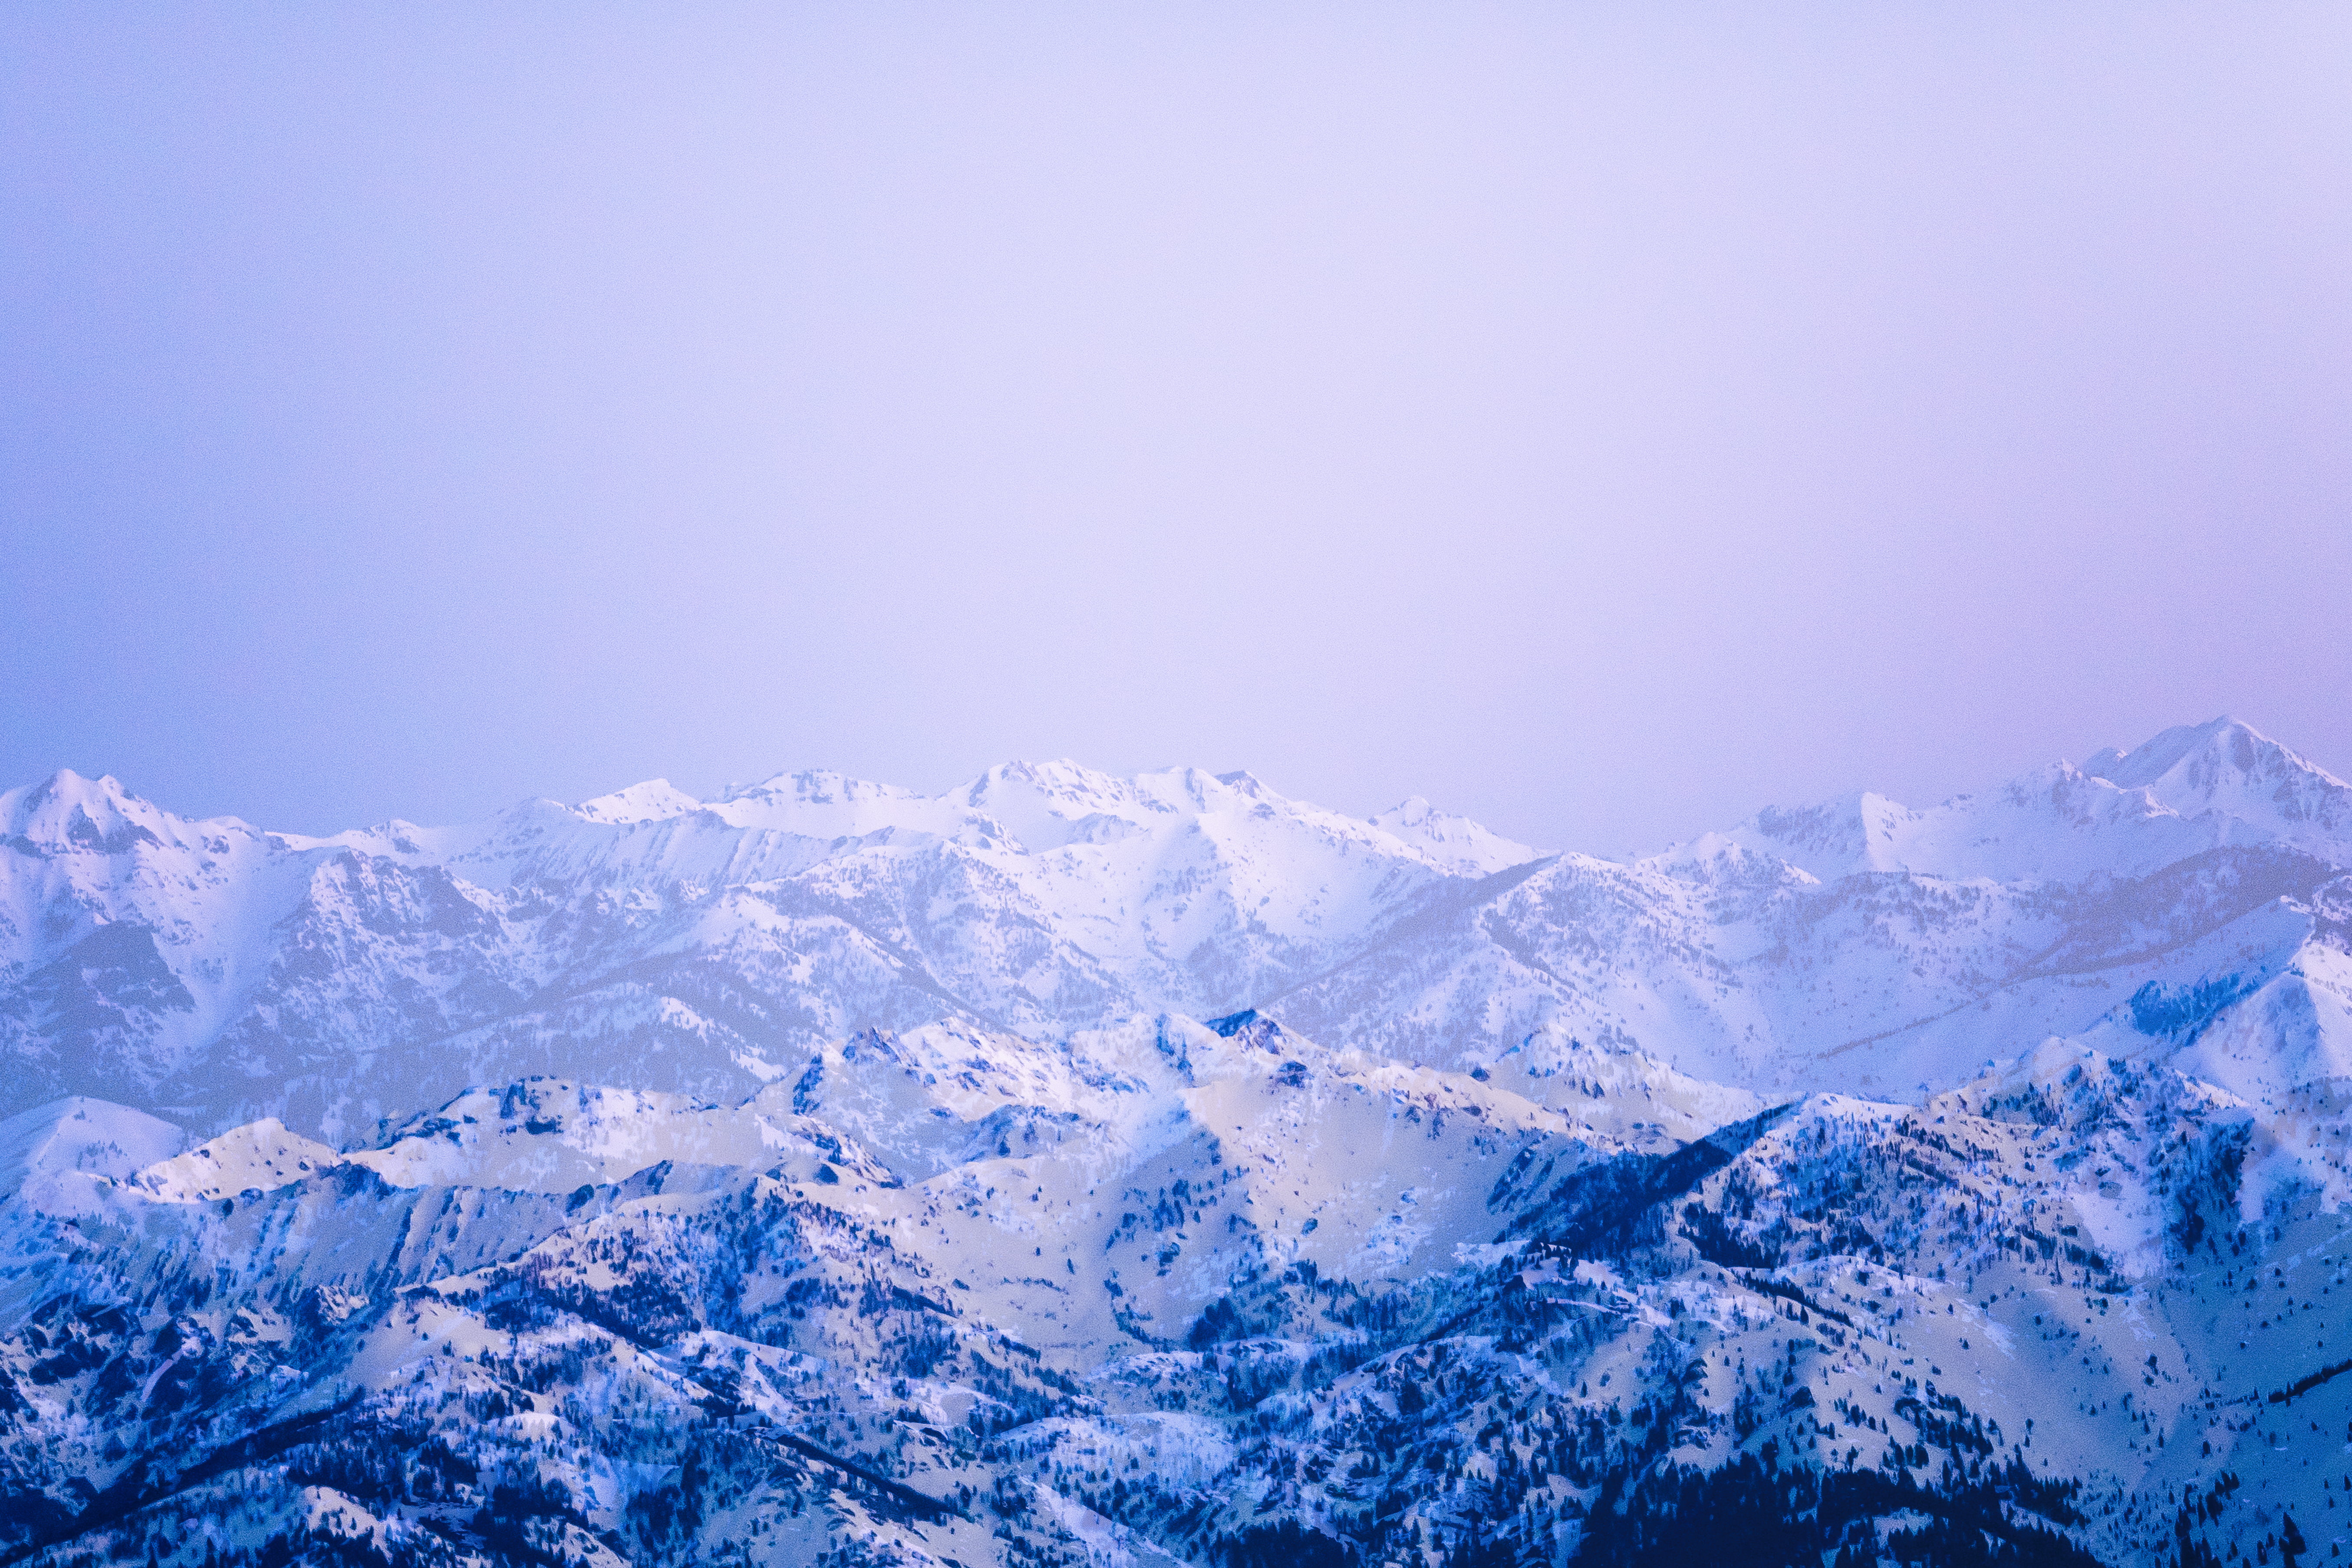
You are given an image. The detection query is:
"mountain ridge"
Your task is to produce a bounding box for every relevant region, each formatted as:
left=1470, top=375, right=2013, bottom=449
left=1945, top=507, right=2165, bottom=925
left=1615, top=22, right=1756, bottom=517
left=4, top=719, right=2347, bottom=1138
left=4, top=719, right=2352, bottom=1566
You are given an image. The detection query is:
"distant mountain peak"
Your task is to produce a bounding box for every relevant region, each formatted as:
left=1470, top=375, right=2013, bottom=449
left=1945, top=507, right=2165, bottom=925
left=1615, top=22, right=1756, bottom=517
left=0, top=768, right=177, bottom=856
left=572, top=778, right=703, bottom=824
left=2085, top=716, right=2352, bottom=860
left=2086, top=715, right=2342, bottom=791
left=7, top=768, right=135, bottom=817
left=725, top=766, right=917, bottom=806
left=1368, top=794, right=1536, bottom=877
left=2085, top=715, right=2245, bottom=787
left=1646, top=721, right=2352, bottom=886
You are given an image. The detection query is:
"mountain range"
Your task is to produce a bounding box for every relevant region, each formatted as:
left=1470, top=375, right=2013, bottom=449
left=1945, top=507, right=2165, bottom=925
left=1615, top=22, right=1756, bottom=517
left=2, top=717, right=2348, bottom=1568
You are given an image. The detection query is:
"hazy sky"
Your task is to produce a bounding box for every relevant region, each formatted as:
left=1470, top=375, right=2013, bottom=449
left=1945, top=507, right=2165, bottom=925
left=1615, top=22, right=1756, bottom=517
left=5, top=4, right=2349, bottom=854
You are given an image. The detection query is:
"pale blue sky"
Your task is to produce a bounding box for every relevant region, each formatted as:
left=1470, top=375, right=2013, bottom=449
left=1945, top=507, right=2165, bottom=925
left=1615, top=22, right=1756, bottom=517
left=5, top=3, right=2349, bottom=853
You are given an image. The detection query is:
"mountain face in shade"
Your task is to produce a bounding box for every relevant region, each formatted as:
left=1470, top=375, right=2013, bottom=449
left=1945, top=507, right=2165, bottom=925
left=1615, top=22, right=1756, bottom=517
left=0, top=718, right=2348, bottom=1568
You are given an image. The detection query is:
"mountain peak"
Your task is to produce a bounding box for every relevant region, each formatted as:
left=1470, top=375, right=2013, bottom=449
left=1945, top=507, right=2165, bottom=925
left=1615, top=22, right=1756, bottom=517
left=1722, top=790, right=1920, bottom=880
left=1369, top=795, right=1537, bottom=876
left=572, top=778, right=703, bottom=825
left=0, top=1096, right=186, bottom=1210
left=2084, top=717, right=2352, bottom=860
left=2085, top=716, right=2250, bottom=788
left=1214, top=768, right=1275, bottom=800
left=725, top=767, right=912, bottom=807
left=12, top=768, right=133, bottom=813
left=0, top=768, right=175, bottom=856
left=2085, top=716, right=2341, bottom=791
left=964, top=758, right=1136, bottom=808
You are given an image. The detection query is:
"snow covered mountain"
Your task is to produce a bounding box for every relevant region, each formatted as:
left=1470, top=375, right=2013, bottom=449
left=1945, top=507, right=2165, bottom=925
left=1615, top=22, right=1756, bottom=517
left=9, top=720, right=2346, bottom=1143
left=0, top=760, right=1535, bottom=1141
left=2, top=718, right=2350, bottom=1568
